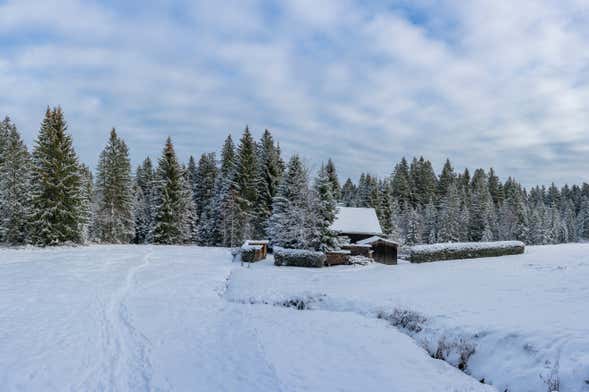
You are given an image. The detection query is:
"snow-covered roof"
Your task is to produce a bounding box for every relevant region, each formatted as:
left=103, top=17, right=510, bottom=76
left=330, top=207, right=383, bottom=235
left=356, top=236, right=399, bottom=246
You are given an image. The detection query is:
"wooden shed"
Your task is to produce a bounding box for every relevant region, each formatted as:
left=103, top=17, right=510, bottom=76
left=244, top=240, right=269, bottom=258
left=356, top=236, right=398, bottom=265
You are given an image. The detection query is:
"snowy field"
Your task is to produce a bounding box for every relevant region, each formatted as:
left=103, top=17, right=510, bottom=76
left=1, top=244, right=588, bottom=391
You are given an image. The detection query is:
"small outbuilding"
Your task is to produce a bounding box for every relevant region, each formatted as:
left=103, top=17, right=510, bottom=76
left=330, top=207, right=384, bottom=243
left=356, top=236, right=399, bottom=265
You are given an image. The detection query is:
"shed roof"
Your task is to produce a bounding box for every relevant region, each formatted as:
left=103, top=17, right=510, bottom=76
left=356, top=236, right=399, bottom=247
left=330, top=207, right=383, bottom=235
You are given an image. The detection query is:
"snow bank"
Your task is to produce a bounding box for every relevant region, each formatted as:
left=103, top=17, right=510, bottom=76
left=409, top=241, right=525, bottom=263
left=274, top=247, right=326, bottom=268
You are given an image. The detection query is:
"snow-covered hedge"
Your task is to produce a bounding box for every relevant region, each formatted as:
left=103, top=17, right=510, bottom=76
left=274, top=247, right=326, bottom=268
left=409, top=241, right=525, bottom=263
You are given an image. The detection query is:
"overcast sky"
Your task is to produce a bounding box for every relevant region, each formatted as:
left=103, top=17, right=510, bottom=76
left=1, top=0, right=588, bottom=186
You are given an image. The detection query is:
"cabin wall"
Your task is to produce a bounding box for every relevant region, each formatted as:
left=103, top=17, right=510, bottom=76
left=372, top=243, right=397, bottom=265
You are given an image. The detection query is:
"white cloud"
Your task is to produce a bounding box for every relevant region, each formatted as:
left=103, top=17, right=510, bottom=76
left=0, top=0, right=588, bottom=186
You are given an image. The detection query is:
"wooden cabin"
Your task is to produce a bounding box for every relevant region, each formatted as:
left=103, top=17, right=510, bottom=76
left=356, top=236, right=398, bottom=265
left=330, top=207, right=384, bottom=243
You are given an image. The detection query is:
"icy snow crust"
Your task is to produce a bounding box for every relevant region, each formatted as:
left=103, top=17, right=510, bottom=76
left=0, top=245, right=491, bottom=391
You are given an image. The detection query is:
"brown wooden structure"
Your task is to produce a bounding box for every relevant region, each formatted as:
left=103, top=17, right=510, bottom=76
left=325, top=250, right=351, bottom=266
left=341, top=244, right=373, bottom=258
left=244, top=240, right=269, bottom=258
left=356, top=236, right=398, bottom=265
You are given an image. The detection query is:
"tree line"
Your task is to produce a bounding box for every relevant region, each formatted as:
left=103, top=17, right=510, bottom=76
left=1, top=107, right=588, bottom=248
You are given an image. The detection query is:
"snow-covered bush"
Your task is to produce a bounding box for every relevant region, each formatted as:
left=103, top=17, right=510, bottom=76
left=409, top=241, right=525, bottom=263
left=274, top=247, right=326, bottom=268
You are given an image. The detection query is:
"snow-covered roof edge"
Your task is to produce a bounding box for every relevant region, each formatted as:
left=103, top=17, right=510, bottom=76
left=356, top=236, right=399, bottom=246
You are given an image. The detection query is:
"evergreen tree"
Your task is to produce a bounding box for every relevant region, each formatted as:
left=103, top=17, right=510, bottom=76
left=311, top=163, right=338, bottom=251
left=487, top=168, right=504, bottom=206
left=391, top=158, right=411, bottom=206
left=0, top=119, right=32, bottom=244
left=199, top=135, right=239, bottom=246
left=469, top=169, right=495, bottom=241
left=79, top=164, right=95, bottom=243
left=577, top=197, right=589, bottom=240
left=437, top=159, right=455, bottom=203
left=410, top=156, right=437, bottom=207
left=30, top=107, right=85, bottom=245
left=404, top=206, right=422, bottom=245
left=325, top=158, right=342, bottom=201
left=437, top=183, right=462, bottom=242
left=133, top=158, right=155, bottom=244
left=194, top=152, right=217, bottom=219
left=185, top=156, right=198, bottom=205
left=253, top=129, right=282, bottom=239
left=234, top=126, right=259, bottom=241
left=182, top=164, right=199, bottom=242
left=95, top=129, right=135, bottom=243
left=268, top=155, right=313, bottom=249
left=151, top=137, right=187, bottom=244
left=341, top=178, right=356, bottom=207
left=422, top=200, right=437, bottom=244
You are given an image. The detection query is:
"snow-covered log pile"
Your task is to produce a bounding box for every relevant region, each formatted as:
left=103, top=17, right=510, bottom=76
left=409, top=241, right=525, bottom=263
left=274, top=247, right=326, bottom=268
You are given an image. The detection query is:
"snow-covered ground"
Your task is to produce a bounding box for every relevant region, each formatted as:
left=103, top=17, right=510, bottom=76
left=1, top=244, right=587, bottom=391
left=227, top=243, right=589, bottom=392
left=0, top=245, right=489, bottom=391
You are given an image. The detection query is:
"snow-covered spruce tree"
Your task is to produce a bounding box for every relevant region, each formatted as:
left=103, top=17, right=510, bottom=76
left=79, top=164, right=95, bottom=243
left=409, top=156, right=437, bottom=207
left=253, top=129, right=282, bottom=239
left=576, top=197, right=589, bottom=240
left=325, top=158, right=342, bottom=201
left=391, top=157, right=411, bottom=207
left=234, top=126, right=258, bottom=240
left=341, top=178, right=356, bottom=207
left=422, top=200, right=437, bottom=244
left=469, top=169, right=495, bottom=241
left=487, top=168, right=504, bottom=207
left=404, top=205, right=422, bottom=246
left=310, top=163, right=338, bottom=251
left=0, top=119, right=32, bottom=244
left=151, top=137, right=188, bottom=244
left=437, top=183, right=462, bottom=243
left=185, top=156, right=198, bottom=208
left=437, top=158, right=455, bottom=204
left=194, top=152, right=217, bottom=219
left=133, top=157, right=155, bottom=243
left=30, top=107, right=85, bottom=246
left=95, top=129, right=135, bottom=243
left=198, top=135, right=240, bottom=247
left=268, top=155, right=313, bottom=249
left=181, top=164, right=199, bottom=243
